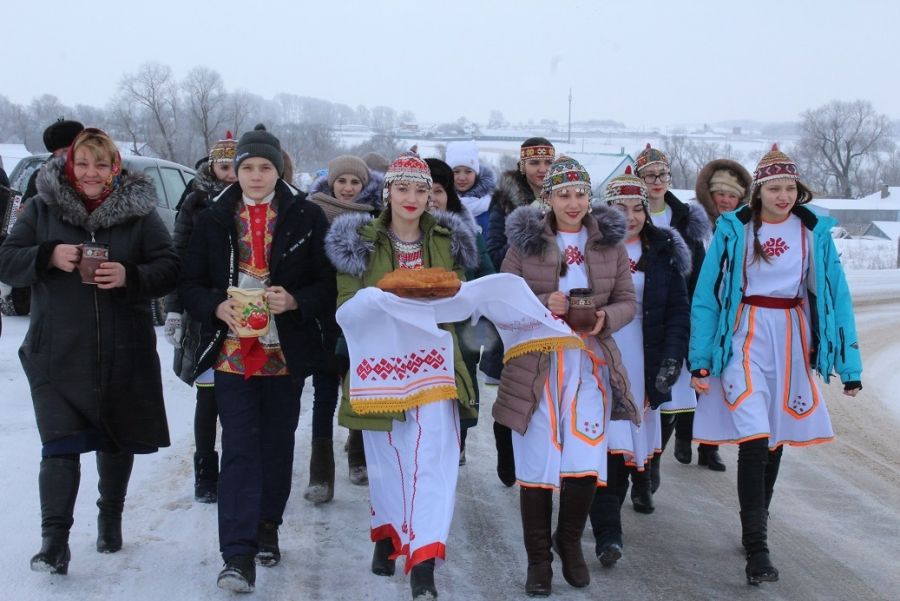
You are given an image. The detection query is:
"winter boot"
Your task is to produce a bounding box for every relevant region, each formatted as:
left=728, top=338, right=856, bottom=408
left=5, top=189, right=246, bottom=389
left=520, top=487, right=553, bottom=597
left=765, top=447, right=783, bottom=510
left=346, top=429, right=368, bottom=486
left=30, top=457, right=81, bottom=574
left=410, top=558, right=437, bottom=599
left=217, top=554, right=256, bottom=593
left=494, top=421, right=516, bottom=487
left=303, top=438, right=335, bottom=504
left=649, top=452, right=661, bottom=493
left=698, top=444, right=726, bottom=471
left=194, top=451, right=219, bottom=503
left=96, top=451, right=133, bottom=553
left=371, top=537, right=396, bottom=576
left=552, top=476, right=595, bottom=588
left=630, top=467, right=654, bottom=514
left=589, top=490, right=623, bottom=568
left=741, top=509, right=779, bottom=585
left=673, top=437, right=692, bottom=464
left=256, top=520, right=281, bottom=567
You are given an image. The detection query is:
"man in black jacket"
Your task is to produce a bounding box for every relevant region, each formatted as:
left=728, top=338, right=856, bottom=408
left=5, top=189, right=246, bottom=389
left=179, top=129, right=335, bottom=593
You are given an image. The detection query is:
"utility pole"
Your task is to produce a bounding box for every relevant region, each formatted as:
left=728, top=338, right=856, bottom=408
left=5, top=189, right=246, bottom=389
left=567, top=88, right=573, bottom=144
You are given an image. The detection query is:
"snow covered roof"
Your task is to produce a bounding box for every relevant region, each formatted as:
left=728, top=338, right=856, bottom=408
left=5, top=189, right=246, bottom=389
left=864, top=221, right=900, bottom=244
left=808, top=188, right=900, bottom=212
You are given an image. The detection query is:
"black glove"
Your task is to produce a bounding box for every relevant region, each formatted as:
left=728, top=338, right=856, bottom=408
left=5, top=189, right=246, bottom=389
left=843, top=380, right=862, bottom=393
left=655, top=358, right=681, bottom=394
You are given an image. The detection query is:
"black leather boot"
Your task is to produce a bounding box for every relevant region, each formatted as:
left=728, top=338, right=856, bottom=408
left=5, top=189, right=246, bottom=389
left=96, top=451, right=133, bottom=553
left=410, top=558, right=437, bottom=599
left=589, top=490, right=623, bottom=567
left=520, top=487, right=553, bottom=596
left=741, top=509, right=779, bottom=585
left=194, top=451, right=219, bottom=503
left=494, top=421, right=516, bottom=487
left=630, top=467, right=654, bottom=514
left=303, top=438, right=335, bottom=504
left=552, top=476, right=595, bottom=588
left=698, top=444, right=726, bottom=471
left=371, top=537, right=396, bottom=576
left=31, top=457, right=81, bottom=574
left=673, top=437, right=692, bottom=464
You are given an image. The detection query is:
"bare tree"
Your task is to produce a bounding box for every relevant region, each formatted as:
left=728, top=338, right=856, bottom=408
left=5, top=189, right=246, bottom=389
left=797, top=100, right=893, bottom=198
left=120, top=62, right=180, bottom=161
left=660, top=135, right=692, bottom=189
left=183, top=66, right=227, bottom=153
left=488, top=109, right=506, bottom=129
left=25, top=95, right=71, bottom=151
left=371, top=106, right=396, bottom=132
left=223, top=90, right=257, bottom=136
left=107, top=92, right=146, bottom=155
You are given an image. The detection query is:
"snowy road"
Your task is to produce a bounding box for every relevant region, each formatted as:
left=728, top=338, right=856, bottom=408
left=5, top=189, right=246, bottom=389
left=1, top=271, right=899, bottom=600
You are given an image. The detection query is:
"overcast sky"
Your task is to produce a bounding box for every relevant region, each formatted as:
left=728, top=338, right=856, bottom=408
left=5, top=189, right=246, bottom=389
left=5, top=0, right=898, bottom=128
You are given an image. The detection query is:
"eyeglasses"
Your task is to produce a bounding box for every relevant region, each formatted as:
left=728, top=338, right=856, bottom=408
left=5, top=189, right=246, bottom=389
left=641, top=172, right=671, bottom=184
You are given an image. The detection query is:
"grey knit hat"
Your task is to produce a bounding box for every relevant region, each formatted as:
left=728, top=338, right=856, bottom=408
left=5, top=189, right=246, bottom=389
left=235, top=129, right=284, bottom=176
left=327, top=155, right=370, bottom=189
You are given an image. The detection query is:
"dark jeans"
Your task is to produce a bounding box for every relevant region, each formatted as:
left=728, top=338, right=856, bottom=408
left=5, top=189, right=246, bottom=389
left=215, top=372, right=302, bottom=560
left=311, top=372, right=340, bottom=440
left=737, top=438, right=784, bottom=512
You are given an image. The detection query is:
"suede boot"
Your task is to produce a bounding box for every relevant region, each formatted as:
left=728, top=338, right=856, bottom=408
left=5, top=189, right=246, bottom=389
left=520, top=487, right=553, bottom=596
left=303, top=438, right=335, bottom=504
left=346, top=429, right=368, bottom=485
left=552, top=476, right=595, bottom=588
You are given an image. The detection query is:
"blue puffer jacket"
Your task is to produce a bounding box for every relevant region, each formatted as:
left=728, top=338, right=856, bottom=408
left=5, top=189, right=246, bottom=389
left=689, top=204, right=862, bottom=384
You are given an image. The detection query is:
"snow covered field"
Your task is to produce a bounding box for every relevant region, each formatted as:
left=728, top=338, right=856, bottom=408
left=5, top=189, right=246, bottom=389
left=1, top=270, right=899, bottom=600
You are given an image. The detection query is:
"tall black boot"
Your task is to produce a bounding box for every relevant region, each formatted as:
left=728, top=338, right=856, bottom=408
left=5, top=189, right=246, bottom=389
left=96, top=451, right=134, bottom=553
left=410, top=558, right=437, bottom=599
left=520, top=487, right=553, bottom=596
left=698, top=444, right=727, bottom=471
left=630, top=467, right=654, bottom=514
left=494, top=421, right=516, bottom=487
left=741, top=509, right=779, bottom=585
left=589, top=491, right=623, bottom=567
left=346, top=429, right=368, bottom=486
left=765, top=446, right=783, bottom=510
left=31, top=457, right=81, bottom=574
left=649, top=452, right=661, bottom=493
left=194, top=451, right=219, bottom=503
left=371, top=537, right=396, bottom=576
left=552, top=476, right=595, bottom=588
left=303, top=438, right=335, bottom=504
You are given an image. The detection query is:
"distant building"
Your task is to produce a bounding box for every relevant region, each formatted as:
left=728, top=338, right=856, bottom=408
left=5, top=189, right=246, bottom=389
left=807, top=186, right=900, bottom=235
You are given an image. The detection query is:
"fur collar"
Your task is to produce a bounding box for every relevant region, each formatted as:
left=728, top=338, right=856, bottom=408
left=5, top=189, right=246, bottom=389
left=460, top=165, right=497, bottom=199
left=504, top=204, right=627, bottom=257
left=647, top=225, right=692, bottom=277
left=36, top=156, right=157, bottom=232
left=664, top=192, right=712, bottom=243
left=493, top=169, right=536, bottom=213
left=694, top=158, right=752, bottom=227
left=325, top=209, right=479, bottom=278
left=191, top=163, right=228, bottom=197
left=309, top=169, right=385, bottom=212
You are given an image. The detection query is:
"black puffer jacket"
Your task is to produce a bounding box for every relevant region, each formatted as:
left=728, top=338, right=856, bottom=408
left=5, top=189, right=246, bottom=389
left=0, top=157, right=177, bottom=451
left=485, top=169, right=539, bottom=269
left=178, top=180, right=336, bottom=385
left=661, top=191, right=710, bottom=295
left=637, top=224, right=692, bottom=407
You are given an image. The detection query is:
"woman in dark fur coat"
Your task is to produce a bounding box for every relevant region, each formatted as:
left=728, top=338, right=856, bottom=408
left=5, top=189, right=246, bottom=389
left=164, top=131, right=237, bottom=504
left=588, top=166, right=691, bottom=567
left=0, top=128, right=178, bottom=575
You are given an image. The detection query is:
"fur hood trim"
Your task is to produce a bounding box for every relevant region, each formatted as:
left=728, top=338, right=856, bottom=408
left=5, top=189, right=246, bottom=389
left=310, top=169, right=385, bottom=212
left=694, top=158, right=752, bottom=226
left=325, top=209, right=479, bottom=278
left=461, top=165, right=497, bottom=199
left=505, top=203, right=627, bottom=257
left=191, top=162, right=228, bottom=197
left=684, top=200, right=713, bottom=243
left=493, top=169, right=534, bottom=212
left=36, top=157, right=158, bottom=232
left=650, top=225, right=692, bottom=278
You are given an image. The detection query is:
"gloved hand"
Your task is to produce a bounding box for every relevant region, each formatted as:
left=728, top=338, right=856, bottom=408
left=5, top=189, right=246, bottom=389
left=654, top=357, right=681, bottom=394
left=164, top=312, right=183, bottom=346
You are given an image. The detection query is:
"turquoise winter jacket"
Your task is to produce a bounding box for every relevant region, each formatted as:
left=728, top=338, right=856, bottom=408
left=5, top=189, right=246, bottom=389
left=689, top=205, right=862, bottom=385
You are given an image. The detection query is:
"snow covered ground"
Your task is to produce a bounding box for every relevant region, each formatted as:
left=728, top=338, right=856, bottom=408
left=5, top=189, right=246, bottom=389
left=1, top=270, right=899, bottom=600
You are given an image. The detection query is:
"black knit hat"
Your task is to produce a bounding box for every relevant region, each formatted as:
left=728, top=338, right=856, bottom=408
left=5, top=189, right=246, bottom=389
left=235, top=128, right=284, bottom=176
left=424, top=158, right=463, bottom=213
left=43, top=118, right=84, bottom=153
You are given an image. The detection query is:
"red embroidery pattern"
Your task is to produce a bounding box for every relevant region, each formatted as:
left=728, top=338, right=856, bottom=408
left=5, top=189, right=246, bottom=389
left=762, top=237, right=789, bottom=257
left=356, top=348, right=448, bottom=381
left=564, top=245, right=585, bottom=266
left=629, top=258, right=638, bottom=274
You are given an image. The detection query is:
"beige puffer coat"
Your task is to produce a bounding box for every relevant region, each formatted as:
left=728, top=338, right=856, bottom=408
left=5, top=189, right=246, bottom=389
left=493, top=204, right=639, bottom=434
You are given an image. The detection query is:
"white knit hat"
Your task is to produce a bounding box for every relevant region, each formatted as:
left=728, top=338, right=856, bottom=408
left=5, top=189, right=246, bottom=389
left=445, top=140, right=480, bottom=173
